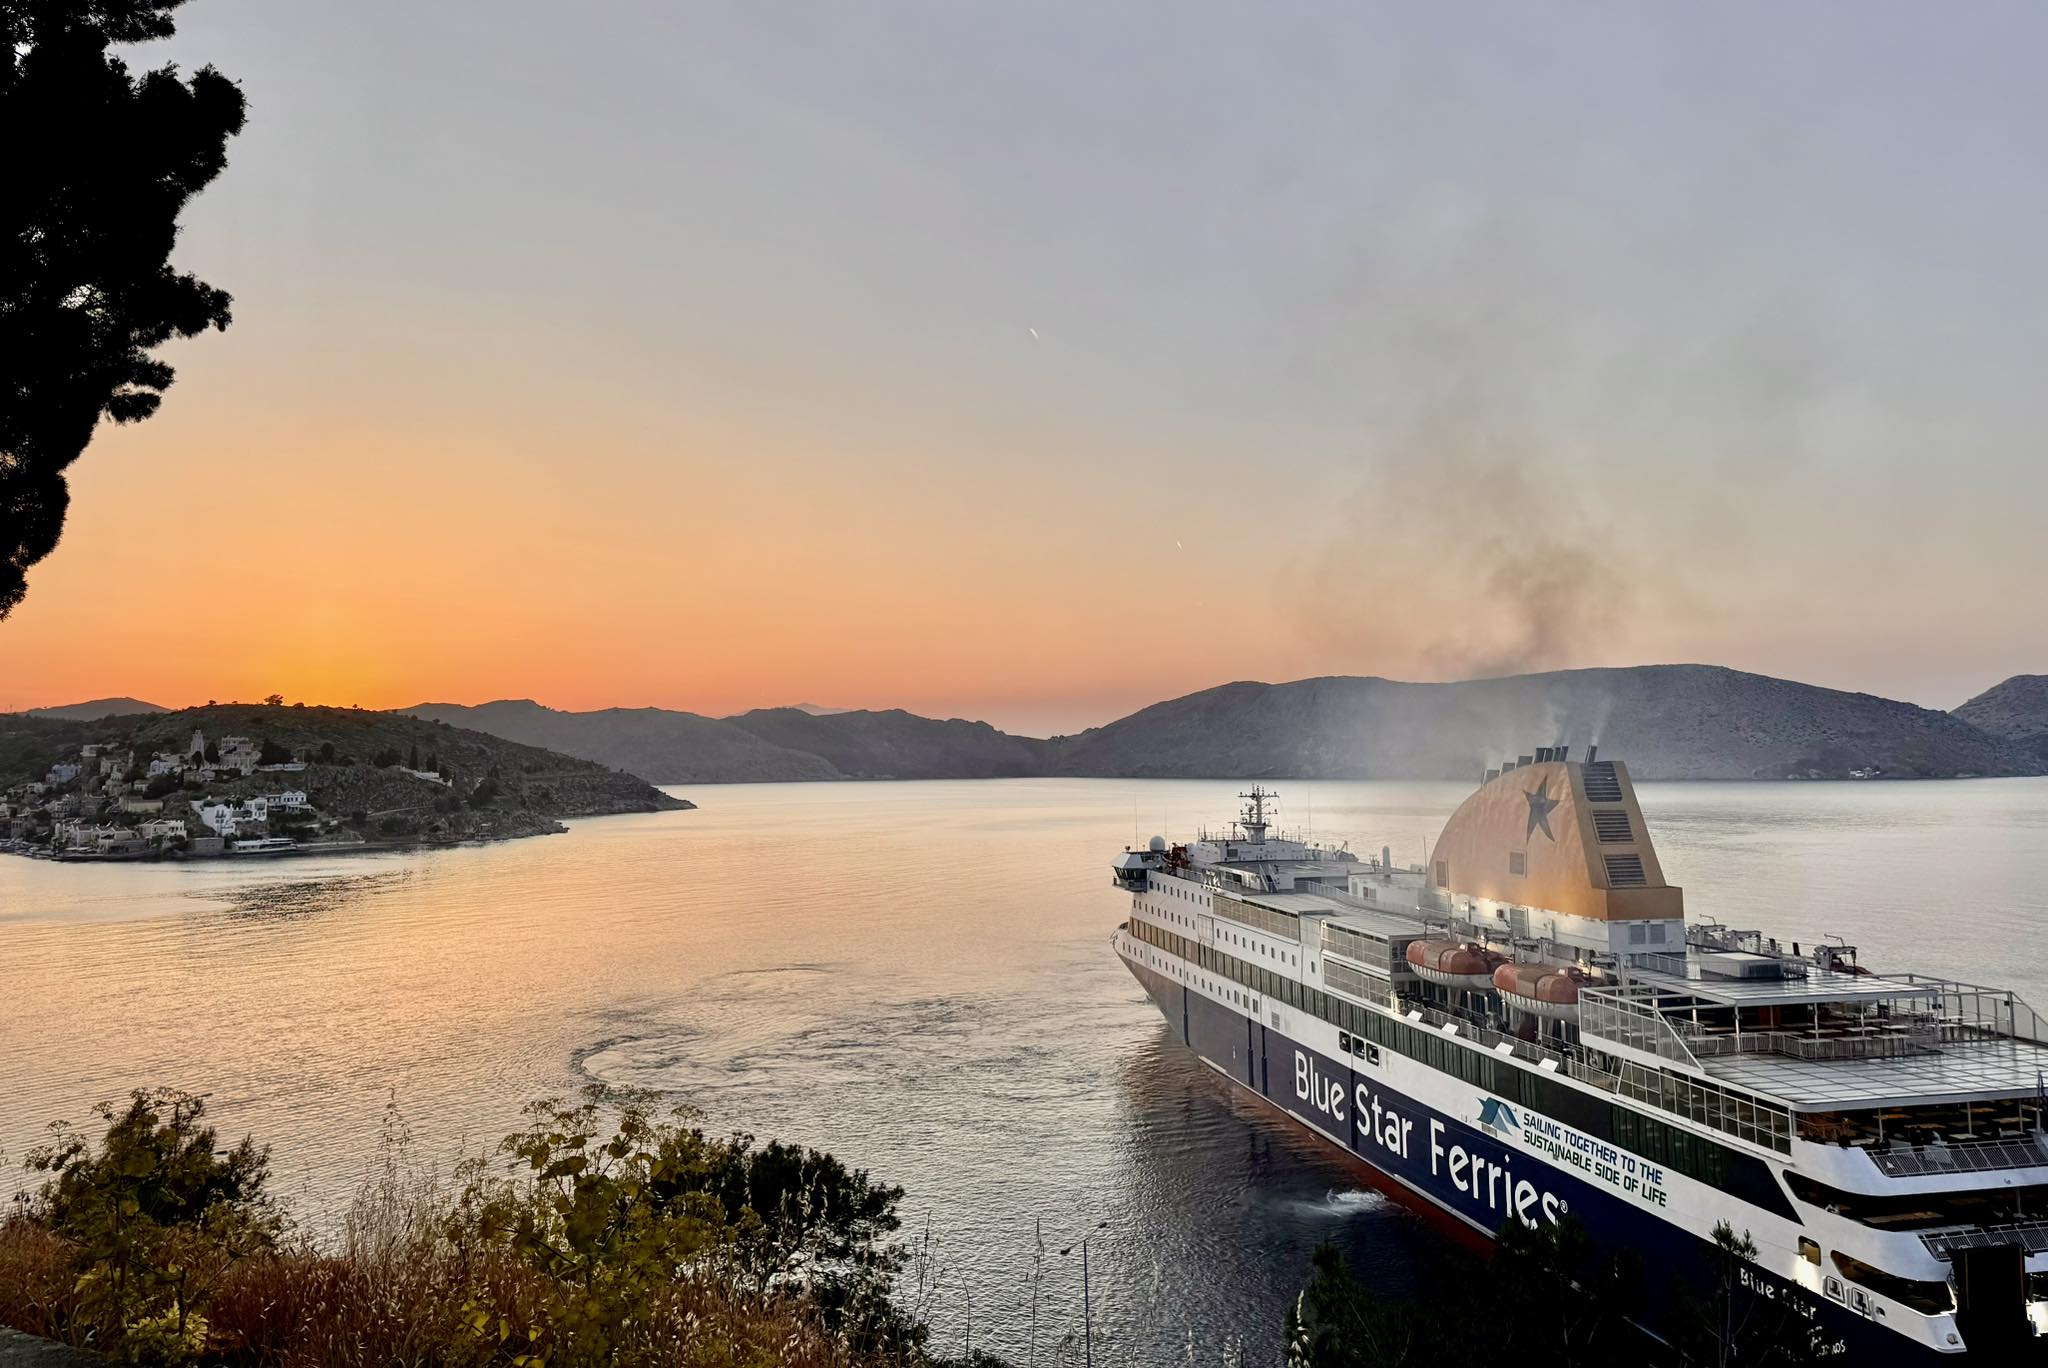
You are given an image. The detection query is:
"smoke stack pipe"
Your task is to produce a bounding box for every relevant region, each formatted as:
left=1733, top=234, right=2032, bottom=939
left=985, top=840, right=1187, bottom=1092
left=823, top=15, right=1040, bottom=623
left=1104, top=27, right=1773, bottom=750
left=1557, top=744, right=1570, bottom=763
left=1586, top=744, right=1599, bottom=765
left=1518, top=755, right=1534, bottom=768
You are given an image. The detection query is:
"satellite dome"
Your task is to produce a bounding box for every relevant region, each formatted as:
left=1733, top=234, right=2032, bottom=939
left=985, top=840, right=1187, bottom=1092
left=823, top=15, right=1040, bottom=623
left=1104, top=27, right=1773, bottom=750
left=1148, top=834, right=1167, bottom=853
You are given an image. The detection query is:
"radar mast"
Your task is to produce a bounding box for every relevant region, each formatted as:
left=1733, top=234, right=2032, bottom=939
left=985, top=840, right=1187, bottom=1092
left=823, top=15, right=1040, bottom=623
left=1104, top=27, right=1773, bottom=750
left=1238, top=785, right=1274, bottom=844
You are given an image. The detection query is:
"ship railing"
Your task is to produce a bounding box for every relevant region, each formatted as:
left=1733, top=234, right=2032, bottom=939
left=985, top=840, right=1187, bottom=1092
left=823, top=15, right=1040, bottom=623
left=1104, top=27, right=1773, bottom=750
left=1579, top=986, right=1706, bottom=1072
left=1690, top=1025, right=1943, bottom=1063
left=1873, top=1132, right=2048, bottom=1178
left=1891, top=976, right=2048, bottom=1048
left=1395, top=998, right=1573, bottom=1072
left=1919, top=1219, right=2048, bottom=1262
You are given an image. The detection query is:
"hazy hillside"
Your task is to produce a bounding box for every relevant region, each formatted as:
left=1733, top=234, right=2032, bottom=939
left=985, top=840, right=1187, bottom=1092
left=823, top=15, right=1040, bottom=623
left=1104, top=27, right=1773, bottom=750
left=727, top=707, right=1047, bottom=778
left=1050, top=666, right=2038, bottom=781
left=1953, top=675, right=2048, bottom=764
left=27, top=697, right=167, bottom=720
left=399, top=666, right=2044, bottom=784
left=1953, top=675, right=2048, bottom=739
left=405, top=701, right=842, bottom=784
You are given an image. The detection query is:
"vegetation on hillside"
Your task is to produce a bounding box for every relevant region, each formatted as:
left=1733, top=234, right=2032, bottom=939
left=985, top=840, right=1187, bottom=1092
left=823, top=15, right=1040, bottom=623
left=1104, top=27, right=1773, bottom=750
left=0, top=702, right=688, bottom=852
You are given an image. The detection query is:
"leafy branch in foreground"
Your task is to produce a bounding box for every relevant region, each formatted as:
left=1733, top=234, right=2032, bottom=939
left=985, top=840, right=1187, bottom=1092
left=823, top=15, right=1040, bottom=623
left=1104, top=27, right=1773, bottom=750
left=1, top=0, right=247, bottom=618
left=15, top=1088, right=277, bottom=1362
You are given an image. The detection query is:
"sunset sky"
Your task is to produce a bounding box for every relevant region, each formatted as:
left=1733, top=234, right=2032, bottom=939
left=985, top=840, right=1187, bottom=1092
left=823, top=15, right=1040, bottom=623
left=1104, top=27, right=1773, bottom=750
left=5, top=1, right=2046, bottom=736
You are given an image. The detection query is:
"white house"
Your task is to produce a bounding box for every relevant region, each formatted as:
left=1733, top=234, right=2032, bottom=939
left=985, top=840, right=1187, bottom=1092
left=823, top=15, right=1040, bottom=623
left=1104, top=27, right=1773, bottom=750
left=261, top=790, right=309, bottom=810
left=46, top=763, right=80, bottom=785
left=139, top=819, right=187, bottom=842
left=192, top=801, right=239, bottom=836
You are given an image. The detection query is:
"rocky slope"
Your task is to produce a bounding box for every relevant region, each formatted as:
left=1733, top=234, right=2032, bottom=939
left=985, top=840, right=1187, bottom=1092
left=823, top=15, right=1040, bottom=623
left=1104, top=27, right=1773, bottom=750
left=1952, top=675, right=2048, bottom=739
left=1952, top=675, right=2048, bottom=764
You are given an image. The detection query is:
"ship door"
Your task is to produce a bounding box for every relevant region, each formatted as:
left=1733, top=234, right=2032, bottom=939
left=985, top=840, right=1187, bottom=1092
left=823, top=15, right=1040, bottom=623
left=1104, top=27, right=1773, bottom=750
left=1258, top=1023, right=1270, bottom=1096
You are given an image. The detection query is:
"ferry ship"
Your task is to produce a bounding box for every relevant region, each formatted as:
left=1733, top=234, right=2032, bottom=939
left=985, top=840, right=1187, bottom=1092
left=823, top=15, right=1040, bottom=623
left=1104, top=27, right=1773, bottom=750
left=1111, top=751, right=2048, bottom=1361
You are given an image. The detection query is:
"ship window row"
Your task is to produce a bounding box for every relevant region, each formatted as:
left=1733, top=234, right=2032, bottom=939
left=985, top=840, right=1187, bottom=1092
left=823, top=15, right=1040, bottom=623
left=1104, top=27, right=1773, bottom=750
left=1214, top=895, right=1301, bottom=942
left=1125, top=913, right=1797, bottom=1208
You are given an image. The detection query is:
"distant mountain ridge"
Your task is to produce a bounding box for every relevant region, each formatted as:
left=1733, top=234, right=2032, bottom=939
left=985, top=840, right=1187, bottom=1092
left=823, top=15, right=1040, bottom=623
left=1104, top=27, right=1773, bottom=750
left=405, top=665, right=2048, bottom=784
left=27, top=697, right=167, bottom=720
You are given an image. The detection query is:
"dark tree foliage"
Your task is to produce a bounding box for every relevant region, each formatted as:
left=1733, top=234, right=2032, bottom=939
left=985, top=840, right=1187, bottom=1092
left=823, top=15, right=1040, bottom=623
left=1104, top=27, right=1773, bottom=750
left=0, top=1, right=245, bottom=618
left=1670, top=1223, right=1828, bottom=1368
left=1287, top=1219, right=1646, bottom=1368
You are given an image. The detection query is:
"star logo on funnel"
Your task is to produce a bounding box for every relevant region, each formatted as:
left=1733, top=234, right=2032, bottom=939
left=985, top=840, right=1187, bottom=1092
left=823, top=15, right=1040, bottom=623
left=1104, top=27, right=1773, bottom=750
left=1525, top=781, right=1559, bottom=841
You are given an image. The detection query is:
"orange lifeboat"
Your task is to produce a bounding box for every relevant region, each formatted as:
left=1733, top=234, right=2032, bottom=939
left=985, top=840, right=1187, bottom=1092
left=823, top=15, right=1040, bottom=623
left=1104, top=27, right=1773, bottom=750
left=1405, top=938, right=1506, bottom=989
left=1491, top=961, right=1583, bottom=1020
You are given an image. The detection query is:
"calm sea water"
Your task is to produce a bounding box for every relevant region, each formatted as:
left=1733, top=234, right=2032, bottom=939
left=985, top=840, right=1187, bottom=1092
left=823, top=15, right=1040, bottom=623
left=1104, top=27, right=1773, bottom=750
left=4, top=777, right=2046, bottom=1364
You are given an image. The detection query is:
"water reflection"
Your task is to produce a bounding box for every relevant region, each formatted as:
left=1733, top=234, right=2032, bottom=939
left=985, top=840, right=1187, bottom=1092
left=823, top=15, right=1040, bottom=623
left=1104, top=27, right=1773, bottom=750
left=2, top=777, right=2044, bottom=1364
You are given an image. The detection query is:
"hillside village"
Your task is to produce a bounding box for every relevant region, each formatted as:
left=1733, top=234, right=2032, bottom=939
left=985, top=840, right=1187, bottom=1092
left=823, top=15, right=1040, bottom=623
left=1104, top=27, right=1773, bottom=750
left=0, top=703, right=689, bottom=861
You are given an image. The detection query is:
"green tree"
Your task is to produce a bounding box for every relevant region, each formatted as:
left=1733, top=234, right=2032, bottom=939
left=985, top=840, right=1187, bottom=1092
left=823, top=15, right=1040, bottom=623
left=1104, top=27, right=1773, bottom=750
left=21, top=1088, right=277, bottom=1362
left=407, top=742, right=419, bottom=770
left=255, top=736, right=291, bottom=767
left=453, top=1087, right=922, bottom=1367
left=0, top=1, right=247, bottom=619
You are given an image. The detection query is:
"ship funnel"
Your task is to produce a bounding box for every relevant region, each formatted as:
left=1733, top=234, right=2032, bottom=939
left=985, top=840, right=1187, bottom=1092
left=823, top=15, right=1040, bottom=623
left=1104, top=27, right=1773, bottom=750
left=1484, top=768, right=1499, bottom=783
left=1518, top=754, right=1534, bottom=768
left=1586, top=743, right=1599, bottom=765
left=1381, top=845, right=1391, bottom=869
left=1556, top=744, right=1570, bottom=763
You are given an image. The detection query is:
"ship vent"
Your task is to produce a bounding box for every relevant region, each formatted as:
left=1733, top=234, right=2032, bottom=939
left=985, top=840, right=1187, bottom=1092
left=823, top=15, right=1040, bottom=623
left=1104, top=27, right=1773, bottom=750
left=1603, top=854, right=1647, bottom=887
left=1592, top=810, right=1634, bottom=843
left=1582, top=762, right=1623, bottom=802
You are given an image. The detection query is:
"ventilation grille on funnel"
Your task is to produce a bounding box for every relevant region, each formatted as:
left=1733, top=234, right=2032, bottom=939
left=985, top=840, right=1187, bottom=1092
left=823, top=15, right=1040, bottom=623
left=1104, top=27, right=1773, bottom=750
left=1592, top=810, right=1634, bottom=843
left=1582, top=762, right=1623, bottom=802
left=1603, top=854, right=1647, bottom=887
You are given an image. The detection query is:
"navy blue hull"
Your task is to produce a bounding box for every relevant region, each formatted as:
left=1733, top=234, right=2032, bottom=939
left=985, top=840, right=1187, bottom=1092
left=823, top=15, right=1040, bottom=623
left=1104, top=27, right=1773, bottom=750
left=1124, top=956, right=1965, bottom=1364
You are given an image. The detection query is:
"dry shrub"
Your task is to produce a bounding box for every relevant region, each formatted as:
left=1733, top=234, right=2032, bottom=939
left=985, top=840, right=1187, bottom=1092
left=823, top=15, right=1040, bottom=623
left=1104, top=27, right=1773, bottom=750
left=205, top=1246, right=859, bottom=1367
left=0, top=1215, right=84, bottom=1342
left=198, top=1104, right=866, bottom=1368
